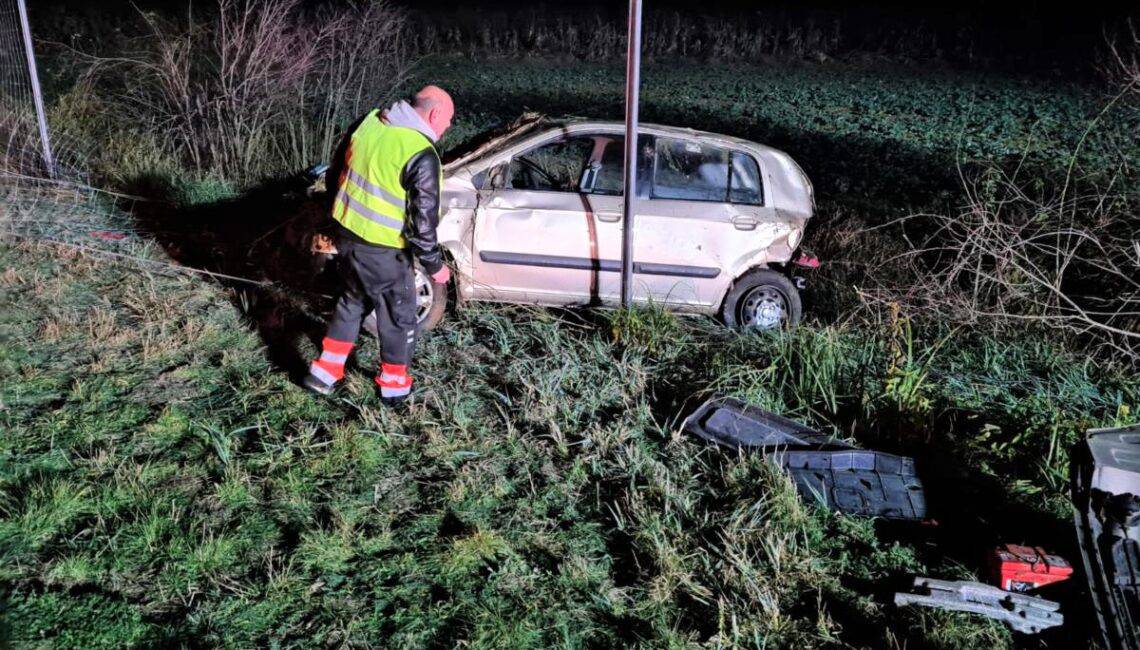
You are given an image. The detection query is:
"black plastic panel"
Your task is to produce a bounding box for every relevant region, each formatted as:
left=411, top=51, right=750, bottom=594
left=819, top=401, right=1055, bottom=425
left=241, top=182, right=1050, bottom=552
left=683, top=397, right=926, bottom=520
left=682, top=396, right=850, bottom=450
left=782, top=450, right=926, bottom=520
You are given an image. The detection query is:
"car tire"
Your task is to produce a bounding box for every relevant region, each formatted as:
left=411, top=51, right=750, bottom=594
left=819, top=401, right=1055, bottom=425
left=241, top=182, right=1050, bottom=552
left=363, top=263, right=448, bottom=337
left=720, top=268, right=802, bottom=330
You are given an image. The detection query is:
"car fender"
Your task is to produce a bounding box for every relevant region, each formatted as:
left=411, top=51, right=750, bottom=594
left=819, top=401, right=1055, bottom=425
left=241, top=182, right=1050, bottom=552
left=439, top=172, right=479, bottom=300
left=724, top=215, right=802, bottom=282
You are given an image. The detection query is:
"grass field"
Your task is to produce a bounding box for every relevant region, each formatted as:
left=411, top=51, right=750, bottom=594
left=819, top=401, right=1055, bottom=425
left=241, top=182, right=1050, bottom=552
left=4, top=232, right=1135, bottom=647
left=2, top=51, right=1138, bottom=647
left=425, top=57, right=1138, bottom=209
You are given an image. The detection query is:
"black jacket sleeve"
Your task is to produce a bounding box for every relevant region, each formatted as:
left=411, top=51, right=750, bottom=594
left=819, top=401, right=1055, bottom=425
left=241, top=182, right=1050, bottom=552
left=401, top=148, right=445, bottom=275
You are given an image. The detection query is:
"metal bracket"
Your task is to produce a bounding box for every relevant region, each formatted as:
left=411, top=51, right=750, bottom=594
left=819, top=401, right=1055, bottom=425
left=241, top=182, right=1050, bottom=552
left=894, top=577, right=1063, bottom=634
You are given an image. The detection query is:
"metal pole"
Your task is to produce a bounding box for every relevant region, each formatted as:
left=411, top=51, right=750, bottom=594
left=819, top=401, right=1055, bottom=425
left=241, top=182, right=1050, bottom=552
left=620, top=0, right=642, bottom=308
left=16, top=0, right=54, bottom=178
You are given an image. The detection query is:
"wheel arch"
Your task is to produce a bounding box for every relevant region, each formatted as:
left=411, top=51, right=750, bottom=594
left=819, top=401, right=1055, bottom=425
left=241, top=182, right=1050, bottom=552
left=718, top=262, right=773, bottom=314
left=718, top=265, right=802, bottom=329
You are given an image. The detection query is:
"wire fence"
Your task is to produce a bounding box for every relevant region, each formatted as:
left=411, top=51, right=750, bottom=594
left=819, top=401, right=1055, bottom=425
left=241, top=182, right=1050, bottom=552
left=0, top=0, right=114, bottom=260
left=0, top=0, right=52, bottom=178
left=0, top=1, right=312, bottom=297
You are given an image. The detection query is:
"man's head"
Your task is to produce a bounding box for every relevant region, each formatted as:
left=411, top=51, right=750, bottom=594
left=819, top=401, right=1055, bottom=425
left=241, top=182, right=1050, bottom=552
left=412, top=85, right=454, bottom=140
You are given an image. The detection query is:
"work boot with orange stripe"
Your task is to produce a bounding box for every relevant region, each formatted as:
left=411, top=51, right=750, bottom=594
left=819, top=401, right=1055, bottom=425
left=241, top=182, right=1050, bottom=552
left=375, top=363, right=412, bottom=406
left=303, top=337, right=354, bottom=395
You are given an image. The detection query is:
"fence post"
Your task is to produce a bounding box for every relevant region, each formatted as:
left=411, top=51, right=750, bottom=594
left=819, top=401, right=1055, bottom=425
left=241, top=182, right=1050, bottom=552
left=15, top=0, right=54, bottom=178
left=620, top=0, right=643, bottom=308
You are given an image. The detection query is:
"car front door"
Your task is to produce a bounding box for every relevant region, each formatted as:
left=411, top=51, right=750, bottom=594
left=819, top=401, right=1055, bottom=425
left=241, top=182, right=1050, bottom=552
left=470, top=135, right=599, bottom=304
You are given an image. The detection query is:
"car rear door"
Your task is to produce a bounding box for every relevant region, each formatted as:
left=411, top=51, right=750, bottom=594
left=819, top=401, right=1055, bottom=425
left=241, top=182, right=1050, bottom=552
left=587, top=135, right=772, bottom=308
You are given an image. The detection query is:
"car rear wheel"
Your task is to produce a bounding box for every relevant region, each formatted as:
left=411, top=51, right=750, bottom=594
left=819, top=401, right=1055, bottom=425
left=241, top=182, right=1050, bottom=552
left=720, top=268, right=801, bottom=330
left=362, top=263, right=448, bottom=337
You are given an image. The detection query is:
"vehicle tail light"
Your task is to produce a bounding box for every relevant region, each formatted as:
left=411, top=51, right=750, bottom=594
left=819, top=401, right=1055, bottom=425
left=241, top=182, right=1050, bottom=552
left=793, top=252, right=820, bottom=269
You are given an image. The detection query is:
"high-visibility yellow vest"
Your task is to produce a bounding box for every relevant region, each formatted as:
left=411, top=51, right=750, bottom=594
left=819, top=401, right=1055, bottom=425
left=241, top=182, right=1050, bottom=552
left=332, top=109, right=437, bottom=248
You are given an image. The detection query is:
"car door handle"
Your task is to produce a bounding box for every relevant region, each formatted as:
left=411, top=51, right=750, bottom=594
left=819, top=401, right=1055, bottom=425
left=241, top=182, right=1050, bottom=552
left=732, top=215, right=759, bottom=231
left=489, top=197, right=505, bottom=208
left=596, top=212, right=621, bottom=223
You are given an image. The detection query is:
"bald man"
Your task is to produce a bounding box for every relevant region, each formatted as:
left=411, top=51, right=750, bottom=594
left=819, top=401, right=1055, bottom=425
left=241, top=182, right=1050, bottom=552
left=304, top=86, right=455, bottom=404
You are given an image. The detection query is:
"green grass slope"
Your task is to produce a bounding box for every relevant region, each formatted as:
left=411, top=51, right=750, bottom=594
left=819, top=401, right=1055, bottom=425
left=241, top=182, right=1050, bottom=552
left=1, top=233, right=1135, bottom=647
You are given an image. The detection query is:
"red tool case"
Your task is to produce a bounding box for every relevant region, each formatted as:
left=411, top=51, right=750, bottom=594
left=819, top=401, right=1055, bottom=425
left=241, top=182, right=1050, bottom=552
left=989, top=544, right=1073, bottom=592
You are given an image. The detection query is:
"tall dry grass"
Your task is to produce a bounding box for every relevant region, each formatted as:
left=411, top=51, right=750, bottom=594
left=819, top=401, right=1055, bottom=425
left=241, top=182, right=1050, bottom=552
left=402, top=6, right=1071, bottom=66
left=0, top=109, right=49, bottom=177
left=407, top=9, right=849, bottom=63
left=76, top=0, right=406, bottom=184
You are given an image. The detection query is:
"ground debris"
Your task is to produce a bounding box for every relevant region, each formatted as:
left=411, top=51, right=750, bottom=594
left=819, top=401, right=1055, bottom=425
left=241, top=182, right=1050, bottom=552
left=1072, top=423, right=1140, bottom=650
left=682, top=396, right=926, bottom=519
left=894, top=577, right=1063, bottom=634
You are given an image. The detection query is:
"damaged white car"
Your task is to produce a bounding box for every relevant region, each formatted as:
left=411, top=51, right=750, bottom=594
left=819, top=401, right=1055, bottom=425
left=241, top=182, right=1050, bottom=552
left=316, top=117, right=816, bottom=332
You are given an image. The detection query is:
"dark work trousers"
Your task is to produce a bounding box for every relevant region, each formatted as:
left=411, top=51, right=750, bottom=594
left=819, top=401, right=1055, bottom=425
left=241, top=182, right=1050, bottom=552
left=325, top=234, right=417, bottom=367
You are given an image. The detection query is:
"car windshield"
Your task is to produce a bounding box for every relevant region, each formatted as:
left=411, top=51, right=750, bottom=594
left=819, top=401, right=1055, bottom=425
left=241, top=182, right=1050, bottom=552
left=441, top=115, right=550, bottom=165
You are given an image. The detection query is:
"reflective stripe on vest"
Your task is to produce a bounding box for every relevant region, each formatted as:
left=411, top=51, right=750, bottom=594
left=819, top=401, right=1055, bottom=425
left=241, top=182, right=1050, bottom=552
left=332, top=110, right=436, bottom=248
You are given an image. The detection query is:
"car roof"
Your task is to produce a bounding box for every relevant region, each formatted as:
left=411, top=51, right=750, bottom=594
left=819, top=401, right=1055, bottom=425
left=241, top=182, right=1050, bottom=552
left=445, top=115, right=790, bottom=168
left=444, top=114, right=814, bottom=219
left=556, top=118, right=772, bottom=151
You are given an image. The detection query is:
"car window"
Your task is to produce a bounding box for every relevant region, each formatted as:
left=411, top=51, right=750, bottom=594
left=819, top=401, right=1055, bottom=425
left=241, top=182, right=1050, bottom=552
left=652, top=138, right=730, bottom=202
left=507, top=136, right=593, bottom=192
left=590, top=137, right=625, bottom=196
left=729, top=151, right=763, bottom=205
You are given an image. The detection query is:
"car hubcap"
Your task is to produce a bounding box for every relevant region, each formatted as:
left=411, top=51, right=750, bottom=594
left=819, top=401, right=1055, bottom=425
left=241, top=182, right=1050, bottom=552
left=414, top=267, right=434, bottom=324
left=739, top=286, right=787, bottom=330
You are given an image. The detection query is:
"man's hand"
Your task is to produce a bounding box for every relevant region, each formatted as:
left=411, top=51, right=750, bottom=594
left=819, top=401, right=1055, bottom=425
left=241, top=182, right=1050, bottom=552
left=430, top=266, right=451, bottom=285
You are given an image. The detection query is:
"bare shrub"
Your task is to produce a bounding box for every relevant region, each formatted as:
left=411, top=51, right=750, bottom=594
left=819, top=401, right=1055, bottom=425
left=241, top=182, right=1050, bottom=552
left=860, top=160, right=1139, bottom=359
left=851, top=30, right=1140, bottom=360
left=80, top=0, right=406, bottom=184
left=1099, top=19, right=1140, bottom=91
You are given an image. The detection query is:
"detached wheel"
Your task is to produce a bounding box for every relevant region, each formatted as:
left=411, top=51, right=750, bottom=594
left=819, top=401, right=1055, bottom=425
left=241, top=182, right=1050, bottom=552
left=363, top=263, right=448, bottom=337
left=721, top=268, right=801, bottom=330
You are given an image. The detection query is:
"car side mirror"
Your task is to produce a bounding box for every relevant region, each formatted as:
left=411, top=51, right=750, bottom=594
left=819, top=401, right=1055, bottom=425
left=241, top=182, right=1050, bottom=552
left=487, top=163, right=509, bottom=189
